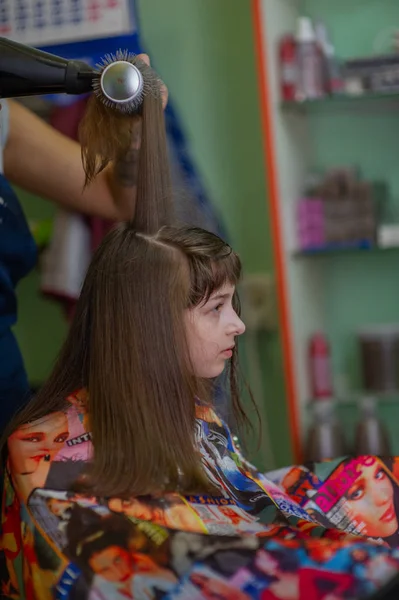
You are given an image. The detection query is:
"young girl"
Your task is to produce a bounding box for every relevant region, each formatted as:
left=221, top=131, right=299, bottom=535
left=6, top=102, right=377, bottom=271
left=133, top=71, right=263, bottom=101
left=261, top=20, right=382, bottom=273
left=2, top=224, right=399, bottom=599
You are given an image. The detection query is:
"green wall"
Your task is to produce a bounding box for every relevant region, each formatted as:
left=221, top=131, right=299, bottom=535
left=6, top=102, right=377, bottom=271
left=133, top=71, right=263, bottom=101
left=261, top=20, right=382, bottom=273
left=15, top=0, right=293, bottom=470
left=137, top=0, right=268, bottom=268
left=13, top=190, right=68, bottom=385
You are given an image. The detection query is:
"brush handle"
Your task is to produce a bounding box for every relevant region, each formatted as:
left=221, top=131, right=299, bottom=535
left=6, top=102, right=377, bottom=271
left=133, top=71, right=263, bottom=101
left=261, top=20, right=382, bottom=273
left=0, top=37, right=95, bottom=99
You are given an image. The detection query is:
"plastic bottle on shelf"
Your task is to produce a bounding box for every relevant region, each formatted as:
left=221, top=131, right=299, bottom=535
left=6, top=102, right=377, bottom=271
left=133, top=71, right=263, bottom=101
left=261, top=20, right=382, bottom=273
left=314, top=20, right=343, bottom=96
left=279, top=34, right=298, bottom=102
left=305, top=399, right=347, bottom=462
left=308, top=332, right=334, bottom=400
left=354, top=396, right=392, bottom=456
left=295, top=16, right=325, bottom=101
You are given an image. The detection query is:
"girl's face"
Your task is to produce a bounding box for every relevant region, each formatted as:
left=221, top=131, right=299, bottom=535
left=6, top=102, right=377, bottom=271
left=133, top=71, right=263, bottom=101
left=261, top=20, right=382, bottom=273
left=346, top=462, right=397, bottom=538
left=47, top=498, right=73, bottom=518
left=8, top=412, right=69, bottom=475
left=184, top=283, right=245, bottom=378
left=108, top=498, right=154, bottom=521
left=90, top=545, right=133, bottom=583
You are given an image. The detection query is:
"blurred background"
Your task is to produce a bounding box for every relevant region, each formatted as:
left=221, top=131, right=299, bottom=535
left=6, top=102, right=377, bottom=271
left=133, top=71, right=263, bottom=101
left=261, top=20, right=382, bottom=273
left=7, top=0, right=399, bottom=471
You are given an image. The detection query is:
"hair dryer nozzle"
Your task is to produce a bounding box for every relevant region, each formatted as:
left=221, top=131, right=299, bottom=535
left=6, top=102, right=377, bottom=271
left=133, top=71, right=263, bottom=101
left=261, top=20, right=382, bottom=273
left=0, top=37, right=96, bottom=99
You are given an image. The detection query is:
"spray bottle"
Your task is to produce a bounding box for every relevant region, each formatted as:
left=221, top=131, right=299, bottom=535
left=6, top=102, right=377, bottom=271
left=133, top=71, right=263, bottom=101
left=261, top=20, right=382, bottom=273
left=354, top=397, right=391, bottom=456
left=295, top=16, right=324, bottom=101
left=305, top=399, right=347, bottom=462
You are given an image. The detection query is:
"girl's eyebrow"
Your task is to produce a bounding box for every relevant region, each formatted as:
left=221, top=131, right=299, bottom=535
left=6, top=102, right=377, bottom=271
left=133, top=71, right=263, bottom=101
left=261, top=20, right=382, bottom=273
left=209, top=292, right=230, bottom=302
left=348, top=477, right=364, bottom=493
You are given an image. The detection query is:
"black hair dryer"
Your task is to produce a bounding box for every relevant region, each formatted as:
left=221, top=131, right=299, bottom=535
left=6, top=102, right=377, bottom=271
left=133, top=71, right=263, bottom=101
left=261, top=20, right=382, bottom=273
left=0, top=37, right=96, bottom=99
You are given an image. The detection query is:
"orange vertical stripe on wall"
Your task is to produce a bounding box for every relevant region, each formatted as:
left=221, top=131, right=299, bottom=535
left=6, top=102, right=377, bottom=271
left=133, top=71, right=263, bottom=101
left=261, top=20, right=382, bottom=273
left=251, top=0, right=302, bottom=463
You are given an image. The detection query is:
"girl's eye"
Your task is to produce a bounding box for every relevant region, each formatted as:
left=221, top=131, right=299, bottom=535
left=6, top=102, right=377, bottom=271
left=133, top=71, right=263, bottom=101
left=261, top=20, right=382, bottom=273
left=375, top=469, right=385, bottom=481
left=213, top=304, right=223, bottom=313
left=22, top=435, right=41, bottom=443
left=348, top=486, right=364, bottom=501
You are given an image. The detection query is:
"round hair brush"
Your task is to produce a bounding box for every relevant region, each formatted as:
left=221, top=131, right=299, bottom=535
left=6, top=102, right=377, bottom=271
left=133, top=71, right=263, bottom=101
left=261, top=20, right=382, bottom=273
left=91, top=50, right=162, bottom=114
left=0, top=38, right=162, bottom=114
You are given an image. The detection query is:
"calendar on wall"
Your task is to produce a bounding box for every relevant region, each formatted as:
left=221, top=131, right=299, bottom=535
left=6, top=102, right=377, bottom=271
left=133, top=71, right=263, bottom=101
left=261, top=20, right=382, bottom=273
left=0, top=0, right=134, bottom=47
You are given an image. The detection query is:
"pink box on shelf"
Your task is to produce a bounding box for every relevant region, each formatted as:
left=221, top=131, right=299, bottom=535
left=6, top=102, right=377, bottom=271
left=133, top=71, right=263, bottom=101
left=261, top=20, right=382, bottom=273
left=296, top=198, right=326, bottom=250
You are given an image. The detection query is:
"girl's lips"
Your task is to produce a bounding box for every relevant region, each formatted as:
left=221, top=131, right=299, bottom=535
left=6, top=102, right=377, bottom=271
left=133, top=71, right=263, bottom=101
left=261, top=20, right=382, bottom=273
left=380, top=505, right=396, bottom=523
left=31, top=454, right=46, bottom=462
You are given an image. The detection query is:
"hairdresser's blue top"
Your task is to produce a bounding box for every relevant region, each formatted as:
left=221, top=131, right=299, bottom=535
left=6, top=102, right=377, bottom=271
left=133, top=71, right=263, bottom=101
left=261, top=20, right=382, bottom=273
left=0, top=100, right=37, bottom=430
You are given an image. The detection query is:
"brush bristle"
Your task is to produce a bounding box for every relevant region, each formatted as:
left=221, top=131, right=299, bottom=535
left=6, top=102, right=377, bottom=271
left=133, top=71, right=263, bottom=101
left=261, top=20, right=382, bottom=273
left=92, top=49, right=163, bottom=114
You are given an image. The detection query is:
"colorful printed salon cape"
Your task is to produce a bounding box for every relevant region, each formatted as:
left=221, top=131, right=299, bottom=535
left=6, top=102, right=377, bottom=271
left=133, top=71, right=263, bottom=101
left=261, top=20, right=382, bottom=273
left=2, top=390, right=399, bottom=599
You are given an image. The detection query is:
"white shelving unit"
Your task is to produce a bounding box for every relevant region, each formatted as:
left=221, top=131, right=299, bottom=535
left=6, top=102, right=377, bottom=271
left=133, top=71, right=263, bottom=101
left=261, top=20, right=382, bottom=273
left=253, top=0, right=399, bottom=459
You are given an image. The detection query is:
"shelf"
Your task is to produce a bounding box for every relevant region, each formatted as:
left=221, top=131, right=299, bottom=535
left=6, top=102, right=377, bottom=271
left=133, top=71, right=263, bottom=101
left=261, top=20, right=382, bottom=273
left=281, top=91, right=399, bottom=111
left=306, top=394, right=399, bottom=412
left=293, top=243, right=399, bottom=258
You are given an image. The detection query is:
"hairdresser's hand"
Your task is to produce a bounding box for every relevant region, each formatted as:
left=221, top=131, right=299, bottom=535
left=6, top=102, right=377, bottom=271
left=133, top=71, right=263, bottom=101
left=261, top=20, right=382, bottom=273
left=137, top=53, right=169, bottom=109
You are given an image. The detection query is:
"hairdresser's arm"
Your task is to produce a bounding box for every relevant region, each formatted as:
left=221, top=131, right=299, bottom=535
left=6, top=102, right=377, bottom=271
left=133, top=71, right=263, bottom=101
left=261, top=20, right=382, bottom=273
left=4, top=55, right=168, bottom=222
left=4, top=100, right=122, bottom=220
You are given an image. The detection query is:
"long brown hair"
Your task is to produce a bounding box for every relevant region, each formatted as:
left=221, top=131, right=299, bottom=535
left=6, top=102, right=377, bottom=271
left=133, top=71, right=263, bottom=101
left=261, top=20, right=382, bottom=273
left=3, top=226, right=246, bottom=498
